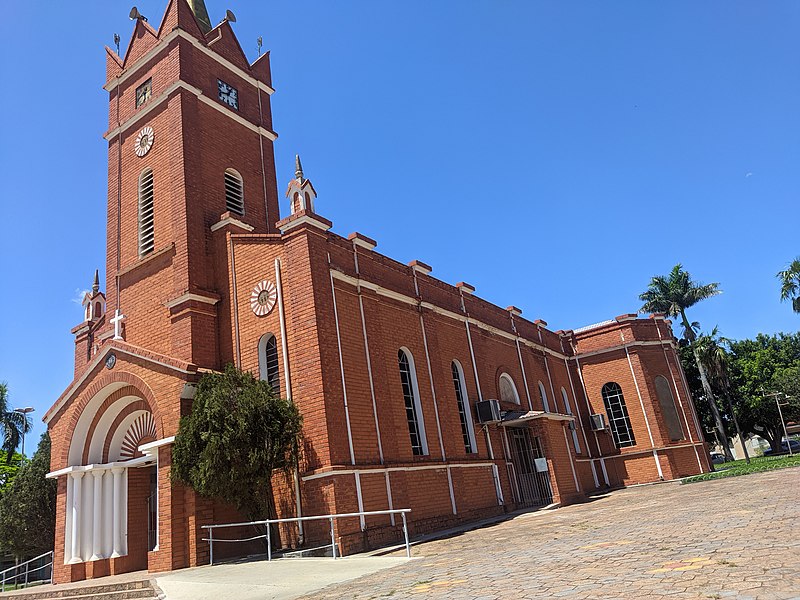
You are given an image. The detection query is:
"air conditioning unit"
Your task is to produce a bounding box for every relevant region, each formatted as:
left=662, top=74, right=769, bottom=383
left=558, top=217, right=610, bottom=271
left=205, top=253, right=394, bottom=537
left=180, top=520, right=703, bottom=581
left=590, top=413, right=606, bottom=431
left=475, top=399, right=501, bottom=424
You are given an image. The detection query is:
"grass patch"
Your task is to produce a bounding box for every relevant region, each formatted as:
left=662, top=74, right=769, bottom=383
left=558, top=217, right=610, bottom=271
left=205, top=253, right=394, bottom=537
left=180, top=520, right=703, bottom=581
left=681, top=454, right=800, bottom=484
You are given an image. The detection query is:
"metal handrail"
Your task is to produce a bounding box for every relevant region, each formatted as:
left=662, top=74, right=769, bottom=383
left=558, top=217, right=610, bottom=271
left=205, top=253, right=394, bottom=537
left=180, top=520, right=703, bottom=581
left=201, top=508, right=412, bottom=565
left=0, top=551, right=53, bottom=592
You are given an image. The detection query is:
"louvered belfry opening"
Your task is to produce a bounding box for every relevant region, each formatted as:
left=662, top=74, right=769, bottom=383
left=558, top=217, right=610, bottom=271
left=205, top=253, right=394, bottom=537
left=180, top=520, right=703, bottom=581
left=224, top=169, right=244, bottom=215
left=138, top=168, right=155, bottom=256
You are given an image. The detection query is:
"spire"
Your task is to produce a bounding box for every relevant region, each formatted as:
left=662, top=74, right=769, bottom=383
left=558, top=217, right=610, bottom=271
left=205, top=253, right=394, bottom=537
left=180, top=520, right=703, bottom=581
left=187, top=0, right=212, bottom=33
left=295, top=154, right=304, bottom=181
left=92, top=270, right=100, bottom=294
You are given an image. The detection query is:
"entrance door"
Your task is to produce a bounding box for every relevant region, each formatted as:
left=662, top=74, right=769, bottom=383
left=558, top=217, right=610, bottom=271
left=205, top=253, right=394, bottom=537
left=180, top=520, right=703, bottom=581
left=146, top=470, right=157, bottom=551
left=508, top=427, right=553, bottom=507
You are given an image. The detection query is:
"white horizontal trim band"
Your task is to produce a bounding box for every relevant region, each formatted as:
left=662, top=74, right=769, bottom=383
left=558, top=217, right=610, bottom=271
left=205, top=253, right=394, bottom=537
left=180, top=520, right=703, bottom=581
left=105, top=29, right=275, bottom=96
left=105, top=80, right=277, bottom=142
left=165, top=293, right=220, bottom=309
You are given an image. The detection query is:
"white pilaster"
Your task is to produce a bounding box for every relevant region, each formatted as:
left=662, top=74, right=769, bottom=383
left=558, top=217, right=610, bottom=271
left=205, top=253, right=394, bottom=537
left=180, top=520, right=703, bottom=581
left=90, top=470, right=104, bottom=560
left=68, top=472, right=84, bottom=564
left=111, top=467, right=124, bottom=558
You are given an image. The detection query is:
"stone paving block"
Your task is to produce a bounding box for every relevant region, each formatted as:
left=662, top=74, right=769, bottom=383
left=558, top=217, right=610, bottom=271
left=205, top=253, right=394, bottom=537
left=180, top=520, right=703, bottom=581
left=299, top=468, right=800, bottom=600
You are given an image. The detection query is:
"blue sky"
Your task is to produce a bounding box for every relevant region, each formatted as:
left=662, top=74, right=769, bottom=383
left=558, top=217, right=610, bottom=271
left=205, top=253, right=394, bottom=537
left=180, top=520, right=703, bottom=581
left=1, top=1, right=798, bottom=446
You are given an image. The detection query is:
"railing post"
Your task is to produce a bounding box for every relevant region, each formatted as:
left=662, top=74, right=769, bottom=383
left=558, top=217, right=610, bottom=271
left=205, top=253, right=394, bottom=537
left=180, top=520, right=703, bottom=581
left=267, top=522, right=272, bottom=562
left=329, top=517, right=337, bottom=559
left=24, top=561, right=29, bottom=588
left=208, top=527, right=214, bottom=566
left=401, top=512, right=411, bottom=559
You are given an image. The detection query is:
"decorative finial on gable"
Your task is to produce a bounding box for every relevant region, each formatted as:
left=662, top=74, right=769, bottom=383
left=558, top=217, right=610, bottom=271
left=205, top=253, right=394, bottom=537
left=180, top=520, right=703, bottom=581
left=286, top=154, right=317, bottom=215
left=92, top=270, right=100, bottom=294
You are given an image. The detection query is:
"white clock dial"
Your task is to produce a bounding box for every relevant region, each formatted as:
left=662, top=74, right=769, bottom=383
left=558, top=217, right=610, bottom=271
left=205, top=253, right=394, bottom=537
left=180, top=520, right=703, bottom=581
left=135, top=126, right=154, bottom=157
left=250, top=280, right=277, bottom=316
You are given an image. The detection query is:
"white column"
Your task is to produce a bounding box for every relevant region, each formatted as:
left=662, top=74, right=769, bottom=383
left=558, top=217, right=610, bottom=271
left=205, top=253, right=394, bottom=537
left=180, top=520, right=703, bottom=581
left=68, top=472, right=84, bottom=564
left=153, top=454, right=159, bottom=551
left=111, top=467, right=124, bottom=558
left=90, top=470, right=104, bottom=560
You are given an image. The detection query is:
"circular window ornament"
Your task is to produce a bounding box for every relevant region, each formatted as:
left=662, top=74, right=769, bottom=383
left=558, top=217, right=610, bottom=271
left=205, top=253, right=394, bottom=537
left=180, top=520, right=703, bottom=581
left=250, top=280, right=277, bottom=317
left=105, top=353, right=117, bottom=370
left=135, top=126, right=154, bottom=157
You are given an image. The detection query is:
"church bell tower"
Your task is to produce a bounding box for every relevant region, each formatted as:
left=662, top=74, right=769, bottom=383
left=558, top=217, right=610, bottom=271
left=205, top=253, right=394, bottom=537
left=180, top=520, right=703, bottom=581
left=101, top=0, right=281, bottom=367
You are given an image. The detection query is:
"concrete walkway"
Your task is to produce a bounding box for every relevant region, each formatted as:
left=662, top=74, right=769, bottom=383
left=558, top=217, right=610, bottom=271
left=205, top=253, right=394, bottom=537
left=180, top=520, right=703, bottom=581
left=155, top=556, right=410, bottom=600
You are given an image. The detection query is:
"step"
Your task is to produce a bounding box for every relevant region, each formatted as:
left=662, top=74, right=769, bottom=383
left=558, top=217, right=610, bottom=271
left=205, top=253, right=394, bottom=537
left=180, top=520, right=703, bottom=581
left=0, top=580, right=160, bottom=600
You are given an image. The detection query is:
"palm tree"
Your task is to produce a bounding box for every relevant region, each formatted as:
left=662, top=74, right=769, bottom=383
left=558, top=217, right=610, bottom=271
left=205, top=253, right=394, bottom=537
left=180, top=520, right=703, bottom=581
left=0, top=383, right=31, bottom=464
left=694, top=329, right=749, bottom=463
left=639, top=265, right=732, bottom=460
left=777, top=257, right=800, bottom=313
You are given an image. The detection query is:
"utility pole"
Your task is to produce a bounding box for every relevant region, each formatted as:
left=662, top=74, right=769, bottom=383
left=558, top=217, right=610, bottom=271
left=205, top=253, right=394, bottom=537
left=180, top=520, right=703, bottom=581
left=763, top=391, right=792, bottom=456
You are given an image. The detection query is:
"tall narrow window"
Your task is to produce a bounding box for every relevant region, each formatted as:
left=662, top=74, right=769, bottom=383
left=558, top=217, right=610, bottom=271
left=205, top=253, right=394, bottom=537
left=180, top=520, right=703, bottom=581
left=499, top=373, right=520, bottom=405
left=451, top=361, right=477, bottom=454
left=562, top=387, right=581, bottom=453
left=601, top=382, right=636, bottom=448
left=538, top=381, right=550, bottom=412
left=225, top=169, right=244, bottom=214
left=138, top=168, right=155, bottom=256
left=398, top=348, right=427, bottom=455
left=655, top=376, right=684, bottom=441
left=258, top=333, right=280, bottom=394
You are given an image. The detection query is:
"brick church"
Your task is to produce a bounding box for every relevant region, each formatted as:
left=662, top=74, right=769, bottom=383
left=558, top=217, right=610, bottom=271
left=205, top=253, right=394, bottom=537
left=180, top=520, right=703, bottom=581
left=44, top=0, right=710, bottom=584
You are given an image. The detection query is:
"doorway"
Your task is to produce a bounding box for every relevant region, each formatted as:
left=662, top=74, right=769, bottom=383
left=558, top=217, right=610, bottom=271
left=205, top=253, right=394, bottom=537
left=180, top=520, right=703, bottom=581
left=508, top=427, right=553, bottom=507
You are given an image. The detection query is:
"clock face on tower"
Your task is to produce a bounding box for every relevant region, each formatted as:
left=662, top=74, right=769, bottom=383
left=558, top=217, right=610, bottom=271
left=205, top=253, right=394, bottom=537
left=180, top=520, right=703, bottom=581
left=218, top=79, right=239, bottom=110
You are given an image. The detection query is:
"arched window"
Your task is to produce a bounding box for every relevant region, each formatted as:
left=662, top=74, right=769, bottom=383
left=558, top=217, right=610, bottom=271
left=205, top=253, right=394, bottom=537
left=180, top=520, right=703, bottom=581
left=224, top=168, right=244, bottom=215
left=499, top=373, right=520, bottom=405
left=138, top=168, right=155, bottom=256
left=601, top=382, right=636, bottom=448
left=655, top=375, right=684, bottom=441
left=451, top=360, right=477, bottom=454
left=398, top=348, right=428, bottom=455
left=258, top=333, right=280, bottom=394
left=538, top=381, right=550, bottom=412
left=561, top=387, right=581, bottom=453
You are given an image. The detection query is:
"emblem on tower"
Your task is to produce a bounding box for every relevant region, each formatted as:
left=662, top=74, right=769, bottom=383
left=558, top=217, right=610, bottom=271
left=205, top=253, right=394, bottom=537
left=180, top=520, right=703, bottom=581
left=250, top=280, right=278, bottom=316
left=135, top=126, right=154, bottom=157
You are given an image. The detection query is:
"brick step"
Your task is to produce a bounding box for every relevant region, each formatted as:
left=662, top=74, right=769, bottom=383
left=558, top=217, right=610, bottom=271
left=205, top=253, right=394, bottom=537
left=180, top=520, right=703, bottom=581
left=0, top=580, right=161, bottom=600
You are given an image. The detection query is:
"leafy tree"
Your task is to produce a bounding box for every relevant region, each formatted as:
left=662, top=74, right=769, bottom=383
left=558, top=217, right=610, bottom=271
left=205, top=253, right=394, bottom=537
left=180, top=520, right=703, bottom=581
left=0, top=433, right=57, bottom=560
left=694, top=329, right=750, bottom=462
left=777, top=257, right=800, bottom=313
left=171, top=365, right=302, bottom=544
left=0, top=383, right=32, bottom=464
left=727, top=333, right=800, bottom=453
left=0, top=452, right=23, bottom=497
left=639, top=264, right=732, bottom=459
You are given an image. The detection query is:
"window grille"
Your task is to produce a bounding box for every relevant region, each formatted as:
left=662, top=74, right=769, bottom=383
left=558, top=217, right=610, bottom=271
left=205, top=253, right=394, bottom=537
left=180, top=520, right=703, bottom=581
left=225, top=169, right=244, bottom=214
left=499, top=373, right=520, bottom=405
left=138, top=168, right=155, bottom=256
left=538, top=381, right=550, bottom=412
left=398, top=349, right=425, bottom=455
left=655, top=376, right=684, bottom=441
left=601, top=382, right=636, bottom=448
left=451, top=361, right=475, bottom=453
left=259, top=334, right=280, bottom=394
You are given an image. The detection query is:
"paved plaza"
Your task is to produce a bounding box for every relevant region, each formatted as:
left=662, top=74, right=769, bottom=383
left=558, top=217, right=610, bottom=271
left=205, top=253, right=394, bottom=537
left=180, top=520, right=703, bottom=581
left=301, top=468, right=800, bottom=600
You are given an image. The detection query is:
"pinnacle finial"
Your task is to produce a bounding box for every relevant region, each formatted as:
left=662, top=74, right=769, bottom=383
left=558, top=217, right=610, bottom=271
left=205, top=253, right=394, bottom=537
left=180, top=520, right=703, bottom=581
left=187, top=0, right=213, bottom=33
left=92, top=269, right=100, bottom=294
left=295, top=154, right=304, bottom=181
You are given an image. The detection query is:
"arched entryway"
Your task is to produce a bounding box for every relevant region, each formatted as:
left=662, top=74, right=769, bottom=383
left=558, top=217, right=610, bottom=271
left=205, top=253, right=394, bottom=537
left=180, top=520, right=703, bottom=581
left=60, top=381, right=162, bottom=567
